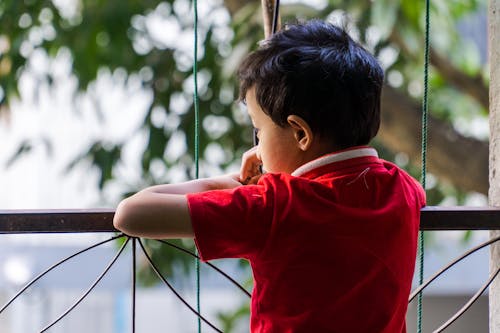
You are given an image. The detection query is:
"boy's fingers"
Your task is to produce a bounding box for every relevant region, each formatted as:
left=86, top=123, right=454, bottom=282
left=240, top=147, right=262, bottom=182
left=246, top=174, right=262, bottom=185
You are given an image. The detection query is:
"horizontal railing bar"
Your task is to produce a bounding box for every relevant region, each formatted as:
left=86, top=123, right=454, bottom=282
left=0, top=206, right=499, bottom=233
left=0, top=209, right=115, bottom=233
left=420, top=206, right=500, bottom=230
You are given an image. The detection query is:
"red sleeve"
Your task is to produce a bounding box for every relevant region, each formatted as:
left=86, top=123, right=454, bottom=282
left=186, top=176, right=279, bottom=261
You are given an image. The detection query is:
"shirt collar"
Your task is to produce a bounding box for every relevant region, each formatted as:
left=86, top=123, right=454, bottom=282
left=291, top=146, right=379, bottom=177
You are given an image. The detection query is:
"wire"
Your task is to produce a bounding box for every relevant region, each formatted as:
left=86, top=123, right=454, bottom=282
left=417, top=0, right=431, bottom=332
left=192, top=0, right=202, bottom=331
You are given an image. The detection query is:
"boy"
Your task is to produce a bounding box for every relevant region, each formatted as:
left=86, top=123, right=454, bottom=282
left=114, top=20, right=425, bottom=333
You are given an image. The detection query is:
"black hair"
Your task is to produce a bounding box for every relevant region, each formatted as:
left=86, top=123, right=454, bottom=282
left=238, top=20, right=384, bottom=149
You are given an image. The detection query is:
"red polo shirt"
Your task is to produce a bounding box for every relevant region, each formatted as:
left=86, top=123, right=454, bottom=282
left=187, top=147, right=425, bottom=333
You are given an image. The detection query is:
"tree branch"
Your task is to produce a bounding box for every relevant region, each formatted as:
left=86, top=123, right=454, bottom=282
left=429, top=48, right=489, bottom=109
left=224, top=0, right=253, bottom=16
left=379, top=85, right=489, bottom=194
left=390, top=30, right=489, bottom=110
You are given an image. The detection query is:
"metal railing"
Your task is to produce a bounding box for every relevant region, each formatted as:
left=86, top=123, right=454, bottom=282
left=0, top=207, right=499, bottom=332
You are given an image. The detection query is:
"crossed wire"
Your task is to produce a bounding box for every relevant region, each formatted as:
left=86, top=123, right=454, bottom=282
left=0, top=233, right=498, bottom=332
left=0, top=234, right=251, bottom=333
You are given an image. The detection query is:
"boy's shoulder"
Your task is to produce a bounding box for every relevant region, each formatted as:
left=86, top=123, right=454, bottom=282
left=278, top=156, right=423, bottom=205
left=379, top=159, right=426, bottom=205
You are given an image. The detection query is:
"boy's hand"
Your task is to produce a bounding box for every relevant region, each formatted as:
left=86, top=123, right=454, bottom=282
left=240, top=146, right=263, bottom=185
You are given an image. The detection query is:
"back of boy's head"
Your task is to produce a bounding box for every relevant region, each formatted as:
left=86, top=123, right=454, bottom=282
left=238, top=20, right=384, bottom=150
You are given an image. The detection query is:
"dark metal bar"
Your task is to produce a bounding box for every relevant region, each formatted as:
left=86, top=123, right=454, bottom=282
left=0, top=209, right=116, bottom=233
left=420, top=206, right=500, bottom=230
left=138, top=239, right=223, bottom=333
left=132, top=237, right=137, bottom=333
left=1, top=207, right=499, bottom=233
left=39, top=237, right=130, bottom=332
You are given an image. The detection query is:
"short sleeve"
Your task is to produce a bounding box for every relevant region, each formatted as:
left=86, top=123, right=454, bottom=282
left=186, top=178, right=277, bottom=261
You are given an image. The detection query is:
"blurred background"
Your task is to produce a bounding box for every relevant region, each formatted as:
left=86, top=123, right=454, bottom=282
left=0, top=0, right=493, bottom=332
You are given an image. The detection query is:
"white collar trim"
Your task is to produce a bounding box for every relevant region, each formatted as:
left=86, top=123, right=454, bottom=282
left=291, top=147, right=378, bottom=177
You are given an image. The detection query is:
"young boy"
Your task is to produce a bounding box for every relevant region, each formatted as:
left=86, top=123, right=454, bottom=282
left=114, top=20, right=425, bottom=333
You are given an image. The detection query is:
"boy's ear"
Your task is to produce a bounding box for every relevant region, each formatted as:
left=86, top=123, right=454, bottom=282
left=287, top=115, right=313, bottom=151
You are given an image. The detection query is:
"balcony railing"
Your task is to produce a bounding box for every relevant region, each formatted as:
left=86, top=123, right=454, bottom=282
left=0, top=207, right=499, bottom=332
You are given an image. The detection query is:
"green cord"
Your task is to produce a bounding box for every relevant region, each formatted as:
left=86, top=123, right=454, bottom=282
left=192, top=0, right=201, bottom=331
left=193, top=4, right=200, bottom=179
left=417, top=0, right=430, bottom=332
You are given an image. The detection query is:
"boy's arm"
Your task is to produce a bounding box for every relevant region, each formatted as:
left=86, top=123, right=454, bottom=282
left=113, top=174, right=242, bottom=239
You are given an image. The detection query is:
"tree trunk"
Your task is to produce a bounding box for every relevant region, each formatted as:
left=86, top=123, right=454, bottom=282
left=390, top=30, right=489, bottom=109
left=489, top=1, right=500, bottom=332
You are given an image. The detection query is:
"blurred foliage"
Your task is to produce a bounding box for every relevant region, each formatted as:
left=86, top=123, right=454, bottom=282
left=0, top=0, right=488, bottom=196
left=0, top=0, right=489, bottom=330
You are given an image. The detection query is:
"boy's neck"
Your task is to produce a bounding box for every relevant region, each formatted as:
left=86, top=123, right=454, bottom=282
left=296, top=140, right=340, bottom=170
